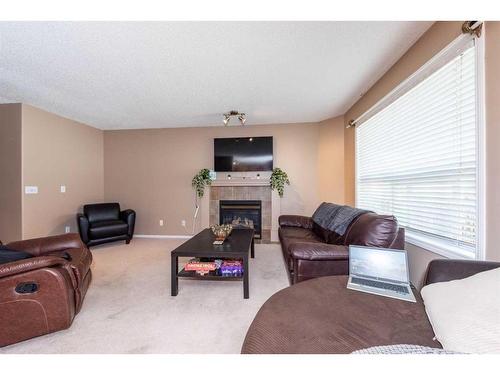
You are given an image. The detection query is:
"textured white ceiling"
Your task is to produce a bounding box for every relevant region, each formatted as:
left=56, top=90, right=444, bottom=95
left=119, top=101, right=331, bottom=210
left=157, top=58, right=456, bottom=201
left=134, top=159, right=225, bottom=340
left=0, top=22, right=433, bottom=129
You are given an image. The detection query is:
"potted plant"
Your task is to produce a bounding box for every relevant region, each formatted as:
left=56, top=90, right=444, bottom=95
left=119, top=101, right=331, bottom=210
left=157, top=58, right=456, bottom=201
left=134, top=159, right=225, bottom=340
left=192, top=168, right=212, bottom=198
left=188, top=169, right=213, bottom=234
left=270, top=167, right=290, bottom=198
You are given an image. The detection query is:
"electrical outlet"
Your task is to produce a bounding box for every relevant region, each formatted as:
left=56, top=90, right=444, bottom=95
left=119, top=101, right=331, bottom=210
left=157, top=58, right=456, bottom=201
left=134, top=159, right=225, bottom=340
left=159, top=220, right=164, bottom=226
left=60, top=185, right=66, bottom=193
left=181, top=220, right=186, bottom=227
left=65, top=226, right=71, bottom=233
left=25, top=186, right=38, bottom=194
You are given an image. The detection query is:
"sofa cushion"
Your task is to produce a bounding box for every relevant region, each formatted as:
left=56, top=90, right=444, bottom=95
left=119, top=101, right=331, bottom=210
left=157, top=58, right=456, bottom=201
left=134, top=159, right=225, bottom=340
left=421, top=267, right=500, bottom=354
left=289, top=243, right=349, bottom=261
left=84, top=203, right=120, bottom=223
left=344, top=213, right=398, bottom=247
left=278, top=215, right=313, bottom=229
left=89, top=220, right=128, bottom=239
left=0, top=246, right=33, bottom=265
left=281, top=235, right=323, bottom=254
left=279, top=227, right=321, bottom=241
left=311, top=222, right=331, bottom=243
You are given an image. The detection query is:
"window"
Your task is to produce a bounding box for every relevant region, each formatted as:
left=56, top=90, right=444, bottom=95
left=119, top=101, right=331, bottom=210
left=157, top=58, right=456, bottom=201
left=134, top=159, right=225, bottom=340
left=355, top=35, right=483, bottom=259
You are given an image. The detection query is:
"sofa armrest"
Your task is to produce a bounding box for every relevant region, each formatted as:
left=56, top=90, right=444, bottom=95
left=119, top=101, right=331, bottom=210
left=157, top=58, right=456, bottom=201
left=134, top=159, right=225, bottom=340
left=424, top=259, right=500, bottom=286
left=77, top=213, right=90, bottom=245
left=278, top=215, right=313, bottom=229
left=7, top=233, right=84, bottom=256
left=120, top=209, right=136, bottom=238
left=0, top=256, right=69, bottom=279
left=289, top=242, right=349, bottom=261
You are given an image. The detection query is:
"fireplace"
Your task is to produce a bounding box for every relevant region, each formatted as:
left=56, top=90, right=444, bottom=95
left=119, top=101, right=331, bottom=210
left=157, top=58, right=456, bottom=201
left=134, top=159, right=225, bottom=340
left=219, top=200, right=262, bottom=239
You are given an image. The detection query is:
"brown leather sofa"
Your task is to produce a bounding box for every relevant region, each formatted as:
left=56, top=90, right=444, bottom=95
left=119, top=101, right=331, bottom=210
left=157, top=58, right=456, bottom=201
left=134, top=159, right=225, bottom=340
left=241, top=259, right=500, bottom=354
left=279, top=209, right=404, bottom=284
left=0, top=234, right=92, bottom=347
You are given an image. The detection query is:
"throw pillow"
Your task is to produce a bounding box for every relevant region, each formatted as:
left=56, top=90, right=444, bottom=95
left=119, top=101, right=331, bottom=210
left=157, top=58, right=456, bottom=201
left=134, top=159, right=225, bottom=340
left=421, top=267, right=500, bottom=354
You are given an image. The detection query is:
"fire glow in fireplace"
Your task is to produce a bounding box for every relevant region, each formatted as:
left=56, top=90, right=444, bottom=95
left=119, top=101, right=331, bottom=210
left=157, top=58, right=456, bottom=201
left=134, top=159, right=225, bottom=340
left=219, top=200, right=262, bottom=239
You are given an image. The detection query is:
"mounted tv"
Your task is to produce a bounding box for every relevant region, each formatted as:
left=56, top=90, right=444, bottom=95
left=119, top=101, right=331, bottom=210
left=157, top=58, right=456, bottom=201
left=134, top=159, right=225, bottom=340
left=214, top=136, right=273, bottom=172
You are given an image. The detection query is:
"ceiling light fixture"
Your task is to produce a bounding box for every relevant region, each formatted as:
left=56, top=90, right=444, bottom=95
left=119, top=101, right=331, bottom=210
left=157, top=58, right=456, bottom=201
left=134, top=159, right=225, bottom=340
left=223, top=110, right=246, bottom=126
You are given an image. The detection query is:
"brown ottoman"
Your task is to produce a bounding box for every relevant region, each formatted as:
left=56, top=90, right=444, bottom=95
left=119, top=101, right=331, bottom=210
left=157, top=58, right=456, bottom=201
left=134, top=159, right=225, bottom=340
left=241, top=275, right=440, bottom=354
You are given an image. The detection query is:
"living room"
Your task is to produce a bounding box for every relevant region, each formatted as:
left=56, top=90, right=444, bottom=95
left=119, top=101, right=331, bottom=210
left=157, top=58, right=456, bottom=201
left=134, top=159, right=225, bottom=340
left=1, top=1, right=499, bottom=373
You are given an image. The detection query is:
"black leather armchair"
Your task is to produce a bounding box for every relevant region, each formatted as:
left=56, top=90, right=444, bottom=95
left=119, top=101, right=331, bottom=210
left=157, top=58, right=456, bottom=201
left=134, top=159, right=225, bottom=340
left=77, top=203, right=136, bottom=247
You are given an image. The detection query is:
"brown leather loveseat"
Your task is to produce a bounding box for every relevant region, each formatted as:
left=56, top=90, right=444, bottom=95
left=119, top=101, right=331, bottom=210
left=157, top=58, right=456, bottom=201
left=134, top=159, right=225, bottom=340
left=0, top=234, right=92, bottom=347
left=279, top=203, right=404, bottom=284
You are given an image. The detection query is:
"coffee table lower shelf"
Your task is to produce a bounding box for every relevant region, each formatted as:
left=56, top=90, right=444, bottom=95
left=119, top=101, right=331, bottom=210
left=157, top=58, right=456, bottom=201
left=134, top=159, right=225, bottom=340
left=177, top=268, right=243, bottom=281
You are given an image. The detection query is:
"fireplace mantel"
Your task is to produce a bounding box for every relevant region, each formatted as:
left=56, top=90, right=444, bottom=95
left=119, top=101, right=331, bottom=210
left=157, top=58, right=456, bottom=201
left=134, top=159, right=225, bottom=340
left=210, top=178, right=270, bottom=187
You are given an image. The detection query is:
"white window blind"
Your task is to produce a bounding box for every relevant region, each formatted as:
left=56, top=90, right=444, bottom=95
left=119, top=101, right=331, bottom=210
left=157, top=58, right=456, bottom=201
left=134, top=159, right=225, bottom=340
left=356, top=38, right=480, bottom=259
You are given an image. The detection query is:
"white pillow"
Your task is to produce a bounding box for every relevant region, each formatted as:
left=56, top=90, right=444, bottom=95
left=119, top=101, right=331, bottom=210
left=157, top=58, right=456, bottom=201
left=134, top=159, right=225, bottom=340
left=421, top=267, right=500, bottom=354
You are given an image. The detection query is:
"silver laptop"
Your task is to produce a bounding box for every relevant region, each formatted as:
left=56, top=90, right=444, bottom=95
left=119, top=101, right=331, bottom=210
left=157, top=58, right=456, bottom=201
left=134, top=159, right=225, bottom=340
left=347, top=245, right=416, bottom=303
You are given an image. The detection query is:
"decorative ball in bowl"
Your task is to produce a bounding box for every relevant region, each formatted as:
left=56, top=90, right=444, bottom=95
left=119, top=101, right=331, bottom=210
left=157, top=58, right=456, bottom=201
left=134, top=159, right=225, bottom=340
left=211, top=224, right=233, bottom=241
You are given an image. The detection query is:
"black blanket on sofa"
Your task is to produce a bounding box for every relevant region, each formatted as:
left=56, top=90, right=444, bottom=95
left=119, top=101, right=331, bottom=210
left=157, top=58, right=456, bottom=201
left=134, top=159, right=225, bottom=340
left=312, top=202, right=371, bottom=236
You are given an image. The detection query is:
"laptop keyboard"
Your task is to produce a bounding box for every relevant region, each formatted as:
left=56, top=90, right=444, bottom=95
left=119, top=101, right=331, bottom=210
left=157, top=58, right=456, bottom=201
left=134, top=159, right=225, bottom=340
left=351, top=277, right=409, bottom=294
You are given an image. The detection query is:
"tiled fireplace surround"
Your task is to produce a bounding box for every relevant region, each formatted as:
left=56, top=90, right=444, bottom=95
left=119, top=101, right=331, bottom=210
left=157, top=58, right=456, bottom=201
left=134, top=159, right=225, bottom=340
left=209, top=186, right=272, bottom=242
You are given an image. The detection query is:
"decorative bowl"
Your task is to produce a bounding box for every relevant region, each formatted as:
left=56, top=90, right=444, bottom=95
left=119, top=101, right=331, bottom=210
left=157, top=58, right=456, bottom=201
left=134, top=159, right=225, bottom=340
left=211, top=224, right=233, bottom=240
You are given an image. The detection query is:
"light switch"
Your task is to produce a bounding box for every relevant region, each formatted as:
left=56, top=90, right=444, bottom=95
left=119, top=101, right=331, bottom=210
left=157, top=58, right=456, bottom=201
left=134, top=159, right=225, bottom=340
left=25, top=186, right=38, bottom=194
left=60, top=185, right=66, bottom=193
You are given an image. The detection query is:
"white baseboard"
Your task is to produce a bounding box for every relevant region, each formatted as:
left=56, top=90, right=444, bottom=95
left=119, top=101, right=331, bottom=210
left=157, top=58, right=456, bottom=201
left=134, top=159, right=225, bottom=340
left=135, top=234, right=193, bottom=239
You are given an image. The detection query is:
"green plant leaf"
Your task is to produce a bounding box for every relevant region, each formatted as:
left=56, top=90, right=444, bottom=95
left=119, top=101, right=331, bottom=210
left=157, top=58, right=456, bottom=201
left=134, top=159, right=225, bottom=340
left=192, top=168, right=212, bottom=198
left=270, top=167, right=290, bottom=198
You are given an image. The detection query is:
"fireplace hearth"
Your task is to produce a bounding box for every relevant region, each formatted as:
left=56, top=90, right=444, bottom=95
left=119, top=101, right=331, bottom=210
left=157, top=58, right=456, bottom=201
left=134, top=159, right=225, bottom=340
left=219, top=200, right=262, bottom=239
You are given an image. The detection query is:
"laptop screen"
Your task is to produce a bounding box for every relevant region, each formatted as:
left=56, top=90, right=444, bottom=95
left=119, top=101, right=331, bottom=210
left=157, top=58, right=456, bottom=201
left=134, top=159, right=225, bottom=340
left=349, top=246, right=409, bottom=283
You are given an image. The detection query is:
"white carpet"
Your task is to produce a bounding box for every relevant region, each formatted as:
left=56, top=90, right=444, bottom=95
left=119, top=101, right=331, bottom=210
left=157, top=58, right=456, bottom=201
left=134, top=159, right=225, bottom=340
left=0, top=238, right=289, bottom=354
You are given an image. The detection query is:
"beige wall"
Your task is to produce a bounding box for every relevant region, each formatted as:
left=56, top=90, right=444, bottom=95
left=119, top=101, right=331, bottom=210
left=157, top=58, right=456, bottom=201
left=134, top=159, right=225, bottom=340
left=484, top=22, right=500, bottom=261
left=318, top=116, right=345, bottom=204
left=0, top=104, right=23, bottom=243
left=342, top=21, right=500, bottom=285
left=104, top=119, right=345, bottom=235
left=21, top=105, right=104, bottom=239
left=2, top=103, right=344, bottom=240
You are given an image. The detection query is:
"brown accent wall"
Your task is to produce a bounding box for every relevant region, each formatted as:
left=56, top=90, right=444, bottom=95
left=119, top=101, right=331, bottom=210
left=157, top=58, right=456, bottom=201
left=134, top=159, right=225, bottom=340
left=21, top=105, right=104, bottom=239
left=104, top=118, right=345, bottom=235
left=0, top=104, right=23, bottom=243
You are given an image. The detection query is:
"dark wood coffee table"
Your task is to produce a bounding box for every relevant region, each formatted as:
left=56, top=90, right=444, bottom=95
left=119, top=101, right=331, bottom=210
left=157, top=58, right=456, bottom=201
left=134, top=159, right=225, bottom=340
left=171, top=228, right=255, bottom=299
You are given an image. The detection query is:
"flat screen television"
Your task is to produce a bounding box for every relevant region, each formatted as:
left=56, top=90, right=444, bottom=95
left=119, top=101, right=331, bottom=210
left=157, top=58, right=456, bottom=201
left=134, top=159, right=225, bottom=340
left=214, top=136, right=273, bottom=172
